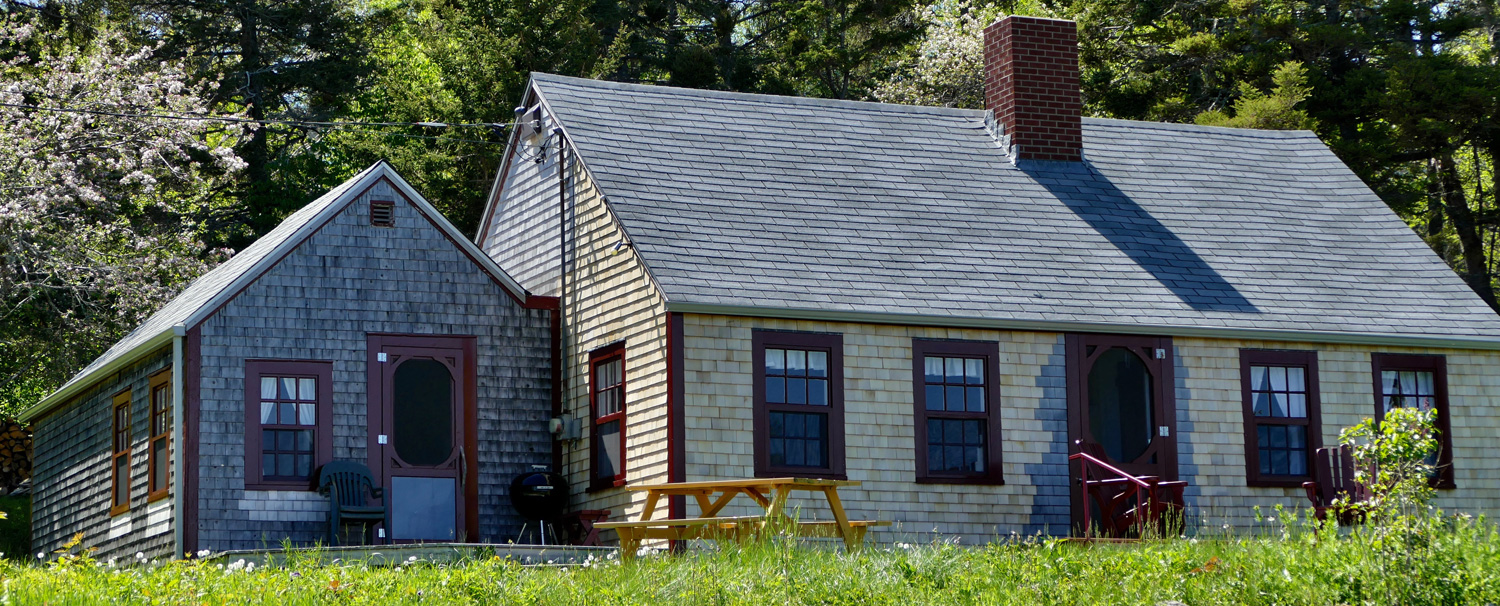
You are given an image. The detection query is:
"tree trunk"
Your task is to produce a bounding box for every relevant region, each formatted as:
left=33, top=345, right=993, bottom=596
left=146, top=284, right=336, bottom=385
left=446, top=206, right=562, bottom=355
left=1439, top=154, right=1498, bottom=309
left=238, top=4, right=269, bottom=187
left=1426, top=158, right=1445, bottom=236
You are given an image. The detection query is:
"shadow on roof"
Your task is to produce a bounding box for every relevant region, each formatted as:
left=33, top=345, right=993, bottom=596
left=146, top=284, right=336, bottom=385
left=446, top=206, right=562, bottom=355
left=1023, top=161, right=1259, bottom=313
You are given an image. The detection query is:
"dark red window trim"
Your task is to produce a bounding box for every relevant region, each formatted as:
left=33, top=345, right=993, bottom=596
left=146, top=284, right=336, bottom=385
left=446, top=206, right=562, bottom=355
left=110, top=389, right=132, bottom=516
left=243, top=360, right=334, bottom=491
left=1240, top=349, right=1322, bottom=487
left=752, top=330, right=845, bottom=479
left=147, top=369, right=173, bottom=502
left=912, top=339, right=1004, bottom=485
left=1371, top=353, right=1455, bottom=489
left=588, top=342, right=628, bottom=491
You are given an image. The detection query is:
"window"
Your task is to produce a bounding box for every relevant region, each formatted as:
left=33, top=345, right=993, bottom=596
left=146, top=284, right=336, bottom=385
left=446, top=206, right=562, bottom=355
left=589, top=343, right=627, bottom=489
left=1240, top=350, right=1321, bottom=486
left=110, top=390, right=132, bottom=516
left=1372, top=354, right=1453, bottom=488
left=244, top=361, right=334, bottom=490
left=912, top=340, right=1004, bottom=484
left=147, top=370, right=172, bottom=501
left=753, top=331, right=844, bottom=478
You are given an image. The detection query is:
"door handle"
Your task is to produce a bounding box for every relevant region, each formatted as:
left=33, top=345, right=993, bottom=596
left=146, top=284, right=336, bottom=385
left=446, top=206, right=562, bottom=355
left=458, top=448, right=468, bottom=492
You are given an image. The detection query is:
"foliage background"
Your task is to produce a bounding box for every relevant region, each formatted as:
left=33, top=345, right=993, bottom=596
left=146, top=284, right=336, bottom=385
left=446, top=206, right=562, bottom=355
left=3, top=0, right=1500, bottom=415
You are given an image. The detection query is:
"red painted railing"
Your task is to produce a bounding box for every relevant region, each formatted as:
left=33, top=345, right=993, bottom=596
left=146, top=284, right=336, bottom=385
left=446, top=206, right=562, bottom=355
left=1069, top=443, right=1186, bottom=537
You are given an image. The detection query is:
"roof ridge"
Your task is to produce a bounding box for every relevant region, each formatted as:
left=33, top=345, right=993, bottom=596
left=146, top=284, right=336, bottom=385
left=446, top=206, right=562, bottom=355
left=529, top=72, right=983, bottom=119
left=1081, top=116, right=1317, bottom=139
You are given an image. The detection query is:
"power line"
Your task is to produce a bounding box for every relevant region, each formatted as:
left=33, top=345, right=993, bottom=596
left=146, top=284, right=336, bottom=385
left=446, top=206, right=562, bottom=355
left=0, top=101, right=516, bottom=132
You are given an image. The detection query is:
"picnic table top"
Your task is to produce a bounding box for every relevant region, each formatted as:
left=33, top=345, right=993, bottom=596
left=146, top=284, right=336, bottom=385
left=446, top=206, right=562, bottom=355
left=623, top=477, right=860, bottom=493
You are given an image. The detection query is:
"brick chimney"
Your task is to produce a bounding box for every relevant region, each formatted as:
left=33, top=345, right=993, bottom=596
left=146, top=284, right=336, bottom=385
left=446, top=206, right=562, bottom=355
left=983, top=16, right=1082, bottom=162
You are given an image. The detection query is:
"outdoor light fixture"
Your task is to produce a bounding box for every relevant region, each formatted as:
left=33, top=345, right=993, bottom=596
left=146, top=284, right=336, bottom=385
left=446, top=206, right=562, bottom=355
left=611, top=240, right=631, bottom=255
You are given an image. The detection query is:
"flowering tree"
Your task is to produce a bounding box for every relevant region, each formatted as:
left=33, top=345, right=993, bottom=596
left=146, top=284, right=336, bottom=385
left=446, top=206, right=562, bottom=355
left=0, top=18, right=244, bottom=414
left=870, top=1, right=1050, bottom=108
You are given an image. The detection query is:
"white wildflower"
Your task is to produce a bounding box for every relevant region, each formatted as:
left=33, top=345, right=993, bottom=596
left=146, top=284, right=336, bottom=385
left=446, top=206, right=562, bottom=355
left=196, top=549, right=211, bottom=559
left=135, top=551, right=146, bottom=561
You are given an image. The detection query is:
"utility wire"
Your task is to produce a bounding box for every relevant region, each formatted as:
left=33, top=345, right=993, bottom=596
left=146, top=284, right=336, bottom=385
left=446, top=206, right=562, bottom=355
left=0, top=101, right=517, bottom=132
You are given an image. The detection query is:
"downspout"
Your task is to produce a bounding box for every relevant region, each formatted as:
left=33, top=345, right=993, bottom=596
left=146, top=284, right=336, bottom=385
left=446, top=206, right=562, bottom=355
left=170, top=324, right=186, bottom=559
left=556, top=127, right=569, bottom=481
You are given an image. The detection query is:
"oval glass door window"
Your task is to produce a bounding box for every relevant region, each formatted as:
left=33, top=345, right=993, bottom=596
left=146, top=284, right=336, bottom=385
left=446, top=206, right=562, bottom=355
left=393, top=359, right=454, bottom=466
left=1087, top=348, right=1154, bottom=462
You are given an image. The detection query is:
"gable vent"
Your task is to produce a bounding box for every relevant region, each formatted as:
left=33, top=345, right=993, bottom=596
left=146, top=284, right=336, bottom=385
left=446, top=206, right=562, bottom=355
left=370, top=200, right=395, bottom=227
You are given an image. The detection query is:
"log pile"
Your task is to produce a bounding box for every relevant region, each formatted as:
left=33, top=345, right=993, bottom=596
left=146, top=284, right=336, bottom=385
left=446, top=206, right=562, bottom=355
left=0, top=419, right=31, bottom=494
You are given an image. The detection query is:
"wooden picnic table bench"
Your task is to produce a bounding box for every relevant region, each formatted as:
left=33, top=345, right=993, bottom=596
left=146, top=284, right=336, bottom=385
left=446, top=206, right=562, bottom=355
left=595, top=477, right=890, bottom=559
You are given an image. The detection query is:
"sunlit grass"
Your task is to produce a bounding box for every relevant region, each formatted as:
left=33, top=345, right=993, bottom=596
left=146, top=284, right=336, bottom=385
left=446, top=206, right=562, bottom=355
left=2, top=510, right=1497, bottom=605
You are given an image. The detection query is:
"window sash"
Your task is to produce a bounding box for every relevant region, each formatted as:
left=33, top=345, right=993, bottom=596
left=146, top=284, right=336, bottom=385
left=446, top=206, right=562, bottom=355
left=1240, top=350, right=1320, bottom=486
left=244, top=361, right=332, bottom=490
left=110, top=393, right=131, bottom=514
left=912, top=341, right=1003, bottom=483
left=589, top=345, right=627, bottom=488
left=1371, top=354, right=1452, bottom=488
left=754, top=331, right=844, bottom=478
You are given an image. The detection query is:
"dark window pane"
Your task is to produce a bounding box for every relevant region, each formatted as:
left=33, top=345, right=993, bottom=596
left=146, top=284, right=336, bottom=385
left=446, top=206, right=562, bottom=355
left=769, top=411, right=783, bottom=436
left=963, top=420, right=982, bottom=444
left=966, top=387, right=985, bottom=413
left=944, top=419, right=962, bottom=444
left=944, top=446, right=963, bottom=471
left=279, top=402, right=296, bottom=424
left=114, top=457, right=129, bottom=505
left=596, top=419, right=621, bottom=479
left=1269, top=426, right=1286, bottom=448
left=1270, top=450, right=1288, bottom=476
left=766, top=377, right=785, bottom=404
left=1289, top=450, right=1307, bottom=476
left=1287, top=426, right=1305, bottom=449
left=968, top=447, right=985, bottom=472
left=277, top=430, right=294, bottom=451
left=769, top=438, right=785, bottom=467
left=928, top=420, right=942, bottom=444
left=263, top=454, right=276, bottom=478
left=1257, top=426, right=1268, bottom=448
left=808, top=379, right=828, bottom=406
left=928, top=445, right=943, bottom=472
left=278, top=454, right=295, bottom=477
left=1259, top=450, right=1271, bottom=474
left=263, top=430, right=275, bottom=452
left=1087, top=348, right=1154, bottom=462
left=296, top=430, right=313, bottom=452
left=805, top=440, right=823, bottom=468
left=944, top=386, right=964, bottom=412
left=926, top=385, right=945, bottom=411
left=786, top=439, right=805, bottom=466
left=278, top=377, right=295, bottom=400
left=786, top=378, right=806, bottom=404
left=296, top=455, right=312, bottom=478
left=152, top=440, right=168, bottom=488
left=392, top=359, right=454, bottom=466
left=1253, top=393, right=1270, bottom=417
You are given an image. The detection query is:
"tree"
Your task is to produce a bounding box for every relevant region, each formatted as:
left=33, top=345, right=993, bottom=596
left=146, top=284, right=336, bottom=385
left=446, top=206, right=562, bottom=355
left=1195, top=61, right=1317, bottom=130
left=0, top=17, right=243, bottom=415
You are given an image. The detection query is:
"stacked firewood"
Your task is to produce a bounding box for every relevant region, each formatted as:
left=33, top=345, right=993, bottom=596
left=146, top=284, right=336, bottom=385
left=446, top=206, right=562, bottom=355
left=0, top=419, right=31, bottom=494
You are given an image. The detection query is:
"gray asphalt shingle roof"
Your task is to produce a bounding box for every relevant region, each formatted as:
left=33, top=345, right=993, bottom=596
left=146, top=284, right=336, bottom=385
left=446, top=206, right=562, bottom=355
left=530, top=73, right=1500, bottom=341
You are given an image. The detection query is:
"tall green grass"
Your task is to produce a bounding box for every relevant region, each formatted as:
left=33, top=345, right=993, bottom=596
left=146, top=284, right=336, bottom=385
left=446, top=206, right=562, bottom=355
left=3, top=511, right=1498, bottom=605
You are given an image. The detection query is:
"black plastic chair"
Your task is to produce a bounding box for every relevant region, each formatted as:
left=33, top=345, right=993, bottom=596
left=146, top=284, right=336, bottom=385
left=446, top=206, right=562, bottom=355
left=317, top=461, right=386, bottom=546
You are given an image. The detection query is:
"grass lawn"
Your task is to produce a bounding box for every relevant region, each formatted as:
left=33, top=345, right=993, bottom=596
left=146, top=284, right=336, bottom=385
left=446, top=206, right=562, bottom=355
left=2, top=511, right=1498, bottom=605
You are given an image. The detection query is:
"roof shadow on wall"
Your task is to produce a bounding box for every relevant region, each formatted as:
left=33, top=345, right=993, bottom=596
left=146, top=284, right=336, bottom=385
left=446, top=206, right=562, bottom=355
left=1021, top=161, right=1260, bottom=313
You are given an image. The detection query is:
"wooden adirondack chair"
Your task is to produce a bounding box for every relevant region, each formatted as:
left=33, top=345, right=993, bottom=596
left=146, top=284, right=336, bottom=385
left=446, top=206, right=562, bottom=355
left=317, top=461, right=386, bottom=546
left=1302, top=446, right=1373, bottom=525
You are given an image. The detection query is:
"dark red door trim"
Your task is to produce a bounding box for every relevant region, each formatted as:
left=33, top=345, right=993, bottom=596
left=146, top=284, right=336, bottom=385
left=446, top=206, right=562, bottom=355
left=667, top=312, right=686, bottom=521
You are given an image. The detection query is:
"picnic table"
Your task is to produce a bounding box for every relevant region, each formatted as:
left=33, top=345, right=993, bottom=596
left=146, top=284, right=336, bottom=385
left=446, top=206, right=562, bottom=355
left=595, top=477, right=889, bottom=559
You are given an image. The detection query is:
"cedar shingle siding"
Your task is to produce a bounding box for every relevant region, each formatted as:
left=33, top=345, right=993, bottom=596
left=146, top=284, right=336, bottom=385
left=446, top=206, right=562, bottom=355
left=32, top=350, right=176, bottom=559
left=194, top=179, right=552, bottom=552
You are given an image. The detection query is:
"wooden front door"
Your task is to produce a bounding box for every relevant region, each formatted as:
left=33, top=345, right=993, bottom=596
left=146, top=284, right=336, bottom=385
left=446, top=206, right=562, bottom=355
left=367, top=334, right=478, bottom=543
left=1065, top=333, right=1178, bottom=531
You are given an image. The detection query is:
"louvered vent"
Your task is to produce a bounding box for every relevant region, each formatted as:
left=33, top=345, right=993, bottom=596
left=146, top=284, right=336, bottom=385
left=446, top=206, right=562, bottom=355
left=370, top=200, right=395, bottom=227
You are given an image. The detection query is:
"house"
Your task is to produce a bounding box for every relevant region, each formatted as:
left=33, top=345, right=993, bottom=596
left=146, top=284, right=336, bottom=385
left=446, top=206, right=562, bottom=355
left=26, top=15, right=1500, bottom=557
left=21, top=162, right=558, bottom=559
left=478, top=16, right=1500, bottom=542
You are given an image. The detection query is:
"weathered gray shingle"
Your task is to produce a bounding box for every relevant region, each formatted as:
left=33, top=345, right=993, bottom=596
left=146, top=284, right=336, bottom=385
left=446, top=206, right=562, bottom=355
left=531, top=73, right=1500, bottom=340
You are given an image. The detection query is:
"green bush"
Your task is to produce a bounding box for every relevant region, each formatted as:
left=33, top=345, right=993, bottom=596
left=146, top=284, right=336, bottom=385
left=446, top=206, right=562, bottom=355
left=0, top=495, right=28, bottom=561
